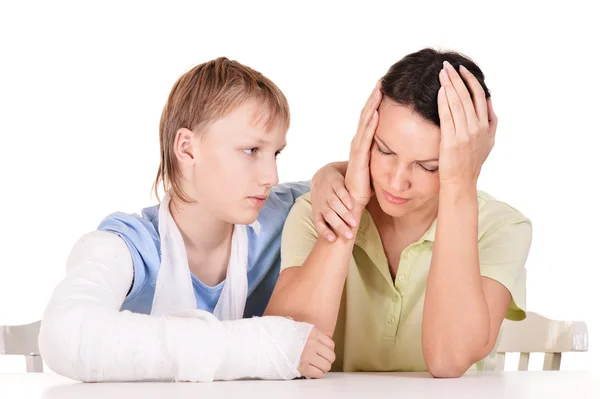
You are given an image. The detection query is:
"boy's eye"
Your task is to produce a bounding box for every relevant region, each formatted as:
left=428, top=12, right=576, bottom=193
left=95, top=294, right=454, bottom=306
left=243, top=148, right=258, bottom=155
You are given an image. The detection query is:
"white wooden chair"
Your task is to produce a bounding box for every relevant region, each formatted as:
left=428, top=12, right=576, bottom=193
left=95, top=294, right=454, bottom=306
left=0, top=313, right=590, bottom=373
left=495, top=311, right=589, bottom=370
left=0, top=320, right=43, bottom=372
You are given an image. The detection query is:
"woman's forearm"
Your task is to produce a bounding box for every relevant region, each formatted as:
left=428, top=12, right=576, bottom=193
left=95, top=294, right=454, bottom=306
left=265, top=205, right=363, bottom=337
left=422, top=183, right=490, bottom=376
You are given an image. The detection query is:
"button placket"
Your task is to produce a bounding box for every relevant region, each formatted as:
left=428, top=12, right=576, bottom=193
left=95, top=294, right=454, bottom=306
left=396, top=246, right=417, bottom=289
left=383, top=293, right=402, bottom=341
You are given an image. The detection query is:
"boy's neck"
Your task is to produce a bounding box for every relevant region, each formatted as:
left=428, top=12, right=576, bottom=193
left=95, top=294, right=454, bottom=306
left=168, top=194, right=234, bottom=286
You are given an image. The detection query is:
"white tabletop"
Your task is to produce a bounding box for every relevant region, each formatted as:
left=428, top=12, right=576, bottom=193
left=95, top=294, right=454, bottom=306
left=1, top=371, right=598, bottom=399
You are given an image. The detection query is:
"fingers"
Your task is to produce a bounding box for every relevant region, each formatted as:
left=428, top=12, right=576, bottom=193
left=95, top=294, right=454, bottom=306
left=443, top=62, right=478, bottom=129
left=351, top=109, right=378, bottom=162
left=487, top=97, right=498, bottom=138
left=317, top=344, right=336, bottom=365
left=487, top=97, right=497, bottom=125
left=333, top=183, right=353, bottom=211
left=314, top=214, right=336, bottom=243
left=309, top=353, right=332, bottom=374
left=314, top=181, right=358, bottom=242
left=324, top=209, right=353, bottom=240
left=297, top=330, right=335, bottom=379
left=458, top=65, right=489, bottom=124
left=439, top=66, right=466, bottom=138
left=351, top=83, right=381, bottom=172
left=356, top=82, right=382, bottom=146
left=437, top=86, right=455, bottom=141
left=298, top=364, right=325, bottom=379
left=359, top=81, right=382, bottom=126
left=298, top=328, right=335, bottom=378
left=328, top=196, right=357, bottom=228
left=361, top=108, right=379, bottom=149
left=316, top=330, right=335, bottom=350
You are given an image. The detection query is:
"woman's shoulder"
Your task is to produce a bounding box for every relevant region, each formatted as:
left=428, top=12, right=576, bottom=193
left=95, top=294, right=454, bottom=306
left=476, top=190, right=531, bottom=230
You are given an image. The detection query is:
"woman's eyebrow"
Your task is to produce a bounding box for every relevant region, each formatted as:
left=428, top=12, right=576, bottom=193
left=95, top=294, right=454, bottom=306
left=375, top=135, right=438, bottom=162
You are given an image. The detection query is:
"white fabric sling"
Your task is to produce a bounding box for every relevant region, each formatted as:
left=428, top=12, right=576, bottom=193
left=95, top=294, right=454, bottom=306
left=150, top=191, right=260, bottom=320
left=214, top=221, right=260, bottom=321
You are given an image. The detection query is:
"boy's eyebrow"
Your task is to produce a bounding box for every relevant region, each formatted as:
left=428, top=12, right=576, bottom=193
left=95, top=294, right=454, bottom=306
left=243, top=136, right=268, bottom=145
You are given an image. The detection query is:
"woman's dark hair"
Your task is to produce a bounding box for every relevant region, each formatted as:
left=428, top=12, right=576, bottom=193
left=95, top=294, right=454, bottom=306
left=381, top=48, right=490, bottom=126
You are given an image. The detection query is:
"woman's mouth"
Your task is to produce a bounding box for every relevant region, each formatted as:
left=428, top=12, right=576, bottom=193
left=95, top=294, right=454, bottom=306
left=382, top=189, right=410, bottom=205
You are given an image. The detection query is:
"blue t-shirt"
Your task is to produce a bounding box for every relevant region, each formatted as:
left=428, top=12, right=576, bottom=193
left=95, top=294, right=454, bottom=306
left=96, top=181, right=310, bottom=318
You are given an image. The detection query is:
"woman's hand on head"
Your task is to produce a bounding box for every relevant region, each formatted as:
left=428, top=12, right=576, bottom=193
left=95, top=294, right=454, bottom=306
left=311, top=163, right=357, bottom=242
left=437, top=62, right=498, bottom=188
left=345, top=81, right=382, bottom=208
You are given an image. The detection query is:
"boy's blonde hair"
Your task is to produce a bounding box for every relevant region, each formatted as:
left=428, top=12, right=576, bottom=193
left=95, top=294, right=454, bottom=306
left=153, top=57, right=290, bottom=202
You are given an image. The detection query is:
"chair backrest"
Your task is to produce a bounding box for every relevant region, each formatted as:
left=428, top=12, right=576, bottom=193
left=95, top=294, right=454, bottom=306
left=495, top=311, right=589, bottom=370
left=0, top=320, right=43, bottom=372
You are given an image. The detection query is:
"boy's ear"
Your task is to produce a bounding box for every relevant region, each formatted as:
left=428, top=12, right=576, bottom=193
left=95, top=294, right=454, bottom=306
left=173, top=128, right=196, bottom=166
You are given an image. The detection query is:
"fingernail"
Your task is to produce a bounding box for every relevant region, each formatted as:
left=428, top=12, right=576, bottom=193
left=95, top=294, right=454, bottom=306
left=345, top=232, right=353, bottom=240
left=350, top=218, right=358, bottom=227
left=459, top=65, right=469, bottom=73
left=440, top=69, right=449, bottom=82
left=328, top=235, right=335, bottom=242
left=443, top=60, right=451, bottom=69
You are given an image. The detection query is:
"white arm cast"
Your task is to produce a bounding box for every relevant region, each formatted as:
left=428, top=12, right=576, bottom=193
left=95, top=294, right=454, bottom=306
left=39, top=231, right=312, bottom=382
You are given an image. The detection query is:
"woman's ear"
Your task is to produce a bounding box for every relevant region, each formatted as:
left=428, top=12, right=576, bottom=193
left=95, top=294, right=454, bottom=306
left=173, top=128, right=196, bottom=166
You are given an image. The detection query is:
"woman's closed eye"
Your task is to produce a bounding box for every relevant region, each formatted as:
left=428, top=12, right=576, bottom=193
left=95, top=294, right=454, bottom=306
left=419, top=164, right=438, bottom=173
left=375, top=143, right=393, bottom=155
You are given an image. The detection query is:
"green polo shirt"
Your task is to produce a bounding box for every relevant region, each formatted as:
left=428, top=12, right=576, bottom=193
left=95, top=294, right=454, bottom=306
left=280, top=190, right=532, bottom=372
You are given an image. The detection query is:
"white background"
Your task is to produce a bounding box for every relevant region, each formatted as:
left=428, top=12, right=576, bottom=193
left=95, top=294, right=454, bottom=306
left=0, top=0, right=598, bottom=373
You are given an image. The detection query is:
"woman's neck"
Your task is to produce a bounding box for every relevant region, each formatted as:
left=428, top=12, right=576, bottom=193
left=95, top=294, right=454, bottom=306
left=367, top=196, right=439, bottom=245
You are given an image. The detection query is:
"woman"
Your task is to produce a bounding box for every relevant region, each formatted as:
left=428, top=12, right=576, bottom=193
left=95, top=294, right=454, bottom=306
left=265, top=48, right=533, bottom=378
left=38, top=57, right=351, bottom=382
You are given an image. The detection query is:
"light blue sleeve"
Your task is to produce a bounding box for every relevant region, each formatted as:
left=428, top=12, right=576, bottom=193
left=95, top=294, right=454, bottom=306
left=269, top=180, right=311, bottom=210
left=96, top=212, right=161, bottom=302
left=245, top=181, right=311, bottom=317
